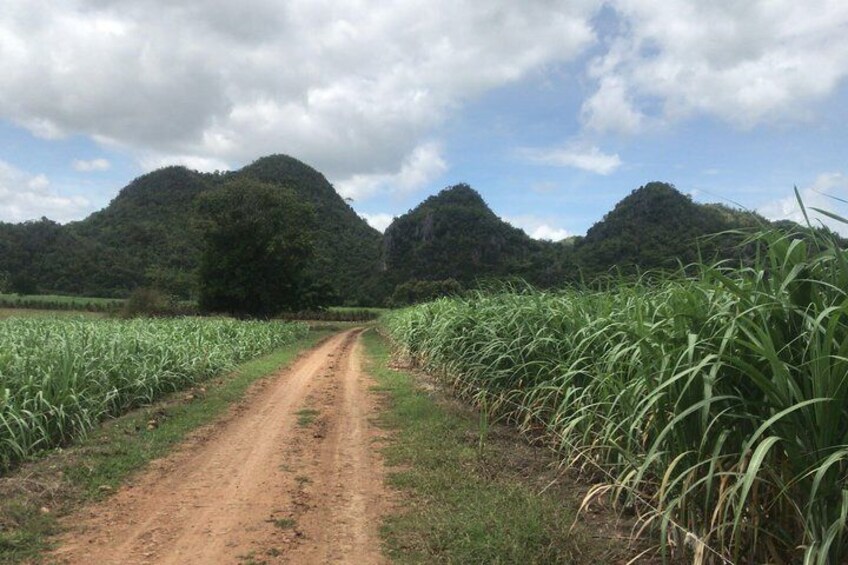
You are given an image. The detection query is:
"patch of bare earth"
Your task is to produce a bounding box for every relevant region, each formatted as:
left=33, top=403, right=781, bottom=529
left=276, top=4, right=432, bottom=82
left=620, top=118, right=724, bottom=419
left=49, top=328, right=389, bottom=565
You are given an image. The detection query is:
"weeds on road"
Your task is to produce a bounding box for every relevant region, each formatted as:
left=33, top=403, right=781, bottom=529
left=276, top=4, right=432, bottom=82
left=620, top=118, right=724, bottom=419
left=296, top=408, right=320, bottom=427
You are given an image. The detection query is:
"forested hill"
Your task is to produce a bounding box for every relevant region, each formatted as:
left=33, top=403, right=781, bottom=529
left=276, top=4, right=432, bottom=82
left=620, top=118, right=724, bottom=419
left=0, top=155, right=803, bottom=306
left=70, top=166, right=210, bottom=296
left=0, top=155, right=383, bottom=303
left=572, top=181, right=766, bottom=275
left=235, top=156, right=384, bottom=304
left=382, top=184, right=554, bottom=287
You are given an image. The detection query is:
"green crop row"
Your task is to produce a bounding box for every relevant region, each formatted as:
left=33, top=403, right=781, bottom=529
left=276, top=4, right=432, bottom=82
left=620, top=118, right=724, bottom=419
left=385, top=228, right=848, bottom=564
left=277, top=309, right=380, bottom=322
left=0, top=317, right=308, bottom=470
left=0, top=293, right=123, bottom=313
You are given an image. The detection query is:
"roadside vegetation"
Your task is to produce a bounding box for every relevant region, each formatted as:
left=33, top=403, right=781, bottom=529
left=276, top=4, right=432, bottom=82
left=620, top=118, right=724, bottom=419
left=0, top=317, right=308, bottom=470
left=363, top=330, right=637, bottom=564
left=385, top=225, right=848, bottom=564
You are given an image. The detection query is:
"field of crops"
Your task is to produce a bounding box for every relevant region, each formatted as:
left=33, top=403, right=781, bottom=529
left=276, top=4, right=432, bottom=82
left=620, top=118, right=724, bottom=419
left=0, top=317, right=308, bottom=469
left=385, top=230, right=848, bottom=564
left=0, top=293, right=124, bottom=313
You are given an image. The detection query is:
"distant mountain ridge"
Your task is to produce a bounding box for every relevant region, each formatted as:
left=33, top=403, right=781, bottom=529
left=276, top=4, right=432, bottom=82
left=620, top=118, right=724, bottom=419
left=0, top=156, right=794, bottom=306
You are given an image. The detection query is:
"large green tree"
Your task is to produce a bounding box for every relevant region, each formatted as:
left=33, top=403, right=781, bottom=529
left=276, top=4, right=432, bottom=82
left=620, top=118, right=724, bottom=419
left=196, top=179, right=320, bottom=317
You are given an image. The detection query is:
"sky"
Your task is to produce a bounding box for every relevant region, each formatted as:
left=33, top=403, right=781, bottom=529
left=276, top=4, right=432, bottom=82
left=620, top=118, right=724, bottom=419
left=1, top=0, right=847, bottom=239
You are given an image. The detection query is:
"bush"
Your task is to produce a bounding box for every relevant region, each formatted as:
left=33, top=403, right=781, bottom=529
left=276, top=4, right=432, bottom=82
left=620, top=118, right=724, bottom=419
left=389, top=278, right=463, bottom=307
left=122, top=288, right=194, bottom=317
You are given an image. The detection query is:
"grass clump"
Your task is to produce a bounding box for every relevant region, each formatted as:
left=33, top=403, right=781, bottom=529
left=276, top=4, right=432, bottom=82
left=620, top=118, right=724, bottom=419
left=295, top=408, right=320, bottom=427
left=270, top=518, right=297, bottom=529
left=384, top=226, right=848, bottom=564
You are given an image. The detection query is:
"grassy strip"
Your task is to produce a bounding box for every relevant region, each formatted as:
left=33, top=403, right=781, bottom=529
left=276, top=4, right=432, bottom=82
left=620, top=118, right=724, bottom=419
left=0, top=293, right=121, bottom=305
left=0, top=329, right=334, bottom=563
left=363, top=330, right=631, bottom=564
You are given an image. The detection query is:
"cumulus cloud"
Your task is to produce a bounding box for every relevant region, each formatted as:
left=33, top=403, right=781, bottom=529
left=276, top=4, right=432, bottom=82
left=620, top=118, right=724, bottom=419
left=0, top=161, right=91, bottom=223
left=0, top=0, right=599, bottom=194
left=72, top=158, right=111, bottom=171
left=359, top=212, right=395, bottom=232
left=530, top=224, right=571, bottom=241
left=4, top=0, right=845, bottom=225
left=520, top=143, right=622, bottom=175
left=506, top=215, right=571, bottom=241
left=580, top=75, right=644, bottom=134
left=759, top=173, right=848, bottom=235
left=584, top=1, right=848, bottom=132
left=335, top=142, right=447, bottom=200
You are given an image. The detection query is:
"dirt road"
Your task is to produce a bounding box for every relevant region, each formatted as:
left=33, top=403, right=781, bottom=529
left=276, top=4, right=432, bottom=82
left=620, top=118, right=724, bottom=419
left=51, top=328, right=389, bottom=564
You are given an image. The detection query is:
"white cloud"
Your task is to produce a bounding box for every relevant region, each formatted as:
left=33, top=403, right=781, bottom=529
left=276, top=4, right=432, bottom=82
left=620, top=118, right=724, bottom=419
left=359, top=212, right=395, bottom=232
left=580, top=75, right=644, bottom=134
left=335, top=142, right=448, bottom=200
left=759, top=173, right=848, bottom=235
left=584, top=1, right=848, bottom=133
left=0, top=1, right=599, bottom=193
left=72, top=158, right=111, bottom=171
left=506, top=215, right=571, bottom=241
left=520, top=143, right=622, bottom=175
left=137, top=153, right=231, bottom=173
left=530, top=224, right=571, bottom=241
left=0, top=161, right=91, bottom=223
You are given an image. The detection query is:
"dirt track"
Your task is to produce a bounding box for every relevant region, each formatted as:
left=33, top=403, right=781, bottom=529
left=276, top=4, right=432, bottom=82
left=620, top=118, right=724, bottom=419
left=50, top=328, right=388, bottom=564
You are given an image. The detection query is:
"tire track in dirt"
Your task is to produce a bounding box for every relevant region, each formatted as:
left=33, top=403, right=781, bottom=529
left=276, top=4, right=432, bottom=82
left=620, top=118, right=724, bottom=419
left=280, top=333, right=388, bottom=564
left=49, top=328, right=388, bottom=564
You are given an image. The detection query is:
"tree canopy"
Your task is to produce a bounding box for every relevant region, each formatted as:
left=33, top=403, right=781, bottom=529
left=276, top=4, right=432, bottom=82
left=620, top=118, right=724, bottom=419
left=195, top=179, right=320, bottom=317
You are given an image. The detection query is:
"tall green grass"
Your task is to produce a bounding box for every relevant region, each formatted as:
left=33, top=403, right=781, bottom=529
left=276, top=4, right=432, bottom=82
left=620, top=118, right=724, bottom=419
left=0, top=317, right=308, bottom=470
left=385, top=228, right=848, bottom=564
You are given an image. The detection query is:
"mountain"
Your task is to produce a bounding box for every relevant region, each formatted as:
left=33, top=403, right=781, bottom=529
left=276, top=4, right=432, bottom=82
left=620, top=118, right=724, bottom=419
left=573, top=181, right=765, bottom=276
left=0, top=166, right=218, bottom=298
left=0, top=155, right=383, bottom=304
left=382, top=184, right=562, bottom=287
left=70, top=166, right=211, bottom=296
left=235, top=155, right=383, bottom=304
left=0, top=165, right=800, bottom=306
